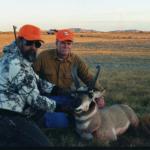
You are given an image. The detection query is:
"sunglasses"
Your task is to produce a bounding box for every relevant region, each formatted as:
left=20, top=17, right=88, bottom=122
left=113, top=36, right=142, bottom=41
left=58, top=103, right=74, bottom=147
left=23, top=40, right=42, bottom=48
left=61, top=41, right=72, bottom=45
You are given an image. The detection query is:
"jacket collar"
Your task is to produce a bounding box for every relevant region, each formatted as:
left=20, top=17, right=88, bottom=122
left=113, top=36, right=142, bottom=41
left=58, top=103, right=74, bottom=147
left=3, top=41, right=32, bottom=66
left=54, top=49, right=72, bottom=63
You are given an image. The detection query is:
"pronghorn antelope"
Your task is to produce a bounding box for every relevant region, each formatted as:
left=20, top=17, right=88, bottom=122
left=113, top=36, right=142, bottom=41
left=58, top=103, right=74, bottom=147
left=71, top=65, right=139, bottom=142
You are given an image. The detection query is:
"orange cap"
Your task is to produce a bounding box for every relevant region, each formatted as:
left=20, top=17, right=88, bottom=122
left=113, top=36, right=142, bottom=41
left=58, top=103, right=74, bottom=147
left=56, top=29, right=74, bottom=41
left=18, top=24, right=44, bottom=42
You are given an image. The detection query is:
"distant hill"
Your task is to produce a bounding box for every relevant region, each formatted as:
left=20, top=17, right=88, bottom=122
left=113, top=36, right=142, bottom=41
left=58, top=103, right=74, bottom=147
left=46, top=28, right=146, bottom=34
left=111, top=29, right=144, bottom=33
left=69, top=28, right=98, bottom=32
left=46, top=28, right=99, bottom=34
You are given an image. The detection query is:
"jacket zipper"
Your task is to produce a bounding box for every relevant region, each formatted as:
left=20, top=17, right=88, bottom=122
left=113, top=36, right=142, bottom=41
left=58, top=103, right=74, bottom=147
left=56, top=62, right=61, bottom=86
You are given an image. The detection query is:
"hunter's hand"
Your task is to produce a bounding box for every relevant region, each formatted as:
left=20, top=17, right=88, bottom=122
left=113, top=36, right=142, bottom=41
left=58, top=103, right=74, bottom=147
left=95, top=96, right=105, bottom=109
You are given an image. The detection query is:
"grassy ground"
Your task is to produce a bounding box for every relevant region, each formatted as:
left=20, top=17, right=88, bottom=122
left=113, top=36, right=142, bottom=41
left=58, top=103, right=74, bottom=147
left=41, top=42, right=150, bottom=147
left=84, top=55, right=150, bottom=115
left=42, top=54, right=150, bottom=147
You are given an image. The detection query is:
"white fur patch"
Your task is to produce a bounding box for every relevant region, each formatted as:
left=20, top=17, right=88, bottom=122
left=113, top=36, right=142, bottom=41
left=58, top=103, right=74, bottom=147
left=112, top=128, right=117, bottom=140
left=92, top=91, right=105, bottom=100
left=75, top=96, right=91, bottom=112
left=116, top=121, right=130, bottom=135
left=76, top=99, right=90, bottom=112
left=75, top=106, right=97, bottom=121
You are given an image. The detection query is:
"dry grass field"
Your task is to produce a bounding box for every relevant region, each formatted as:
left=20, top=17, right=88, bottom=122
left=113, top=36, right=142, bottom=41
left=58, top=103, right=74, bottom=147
left=1, top=31, right=150, bottom=56
left=0, top=31, right=150, bottom=147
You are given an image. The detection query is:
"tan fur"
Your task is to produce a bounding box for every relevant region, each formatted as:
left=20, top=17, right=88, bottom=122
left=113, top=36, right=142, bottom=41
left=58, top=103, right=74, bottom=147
left=74, top=94, right=139, bottom=142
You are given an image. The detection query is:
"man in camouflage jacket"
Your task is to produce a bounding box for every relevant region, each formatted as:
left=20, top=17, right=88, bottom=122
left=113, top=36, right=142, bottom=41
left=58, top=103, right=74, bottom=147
left=0, top=24, right=57, bottom=147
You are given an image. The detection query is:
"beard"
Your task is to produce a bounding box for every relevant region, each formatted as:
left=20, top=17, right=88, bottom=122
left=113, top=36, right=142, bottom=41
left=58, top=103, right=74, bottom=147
left=21, top=49, right=37, bottom=62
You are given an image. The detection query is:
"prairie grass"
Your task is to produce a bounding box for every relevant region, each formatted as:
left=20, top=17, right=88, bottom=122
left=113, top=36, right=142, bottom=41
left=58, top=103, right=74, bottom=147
left=42, top=48, right=150, bottom=147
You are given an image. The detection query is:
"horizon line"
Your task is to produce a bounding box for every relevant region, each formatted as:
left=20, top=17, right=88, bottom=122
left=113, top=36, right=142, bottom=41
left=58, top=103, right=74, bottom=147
left=0, top=28, right=150, bottom=33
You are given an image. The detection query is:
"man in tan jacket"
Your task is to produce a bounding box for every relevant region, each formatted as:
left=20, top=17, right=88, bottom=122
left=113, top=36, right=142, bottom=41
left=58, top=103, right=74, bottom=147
left=33, top=29, right=104, bottom=92
left=33, top=29, right=105, bottom=127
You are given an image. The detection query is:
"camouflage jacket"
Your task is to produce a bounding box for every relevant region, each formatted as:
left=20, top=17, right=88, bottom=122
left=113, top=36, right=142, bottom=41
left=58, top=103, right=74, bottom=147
left=0, top=41, right=56, bottom=116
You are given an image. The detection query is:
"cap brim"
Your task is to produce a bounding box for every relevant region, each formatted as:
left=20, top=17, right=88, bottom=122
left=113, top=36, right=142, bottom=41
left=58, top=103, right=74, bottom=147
left=23, top=37, right=44, bottom=43
left=39, top=40, right=44, bottom=43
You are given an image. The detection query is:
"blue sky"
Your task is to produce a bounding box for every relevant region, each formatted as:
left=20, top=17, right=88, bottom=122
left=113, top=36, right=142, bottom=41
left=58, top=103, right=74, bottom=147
left=0, top=0, right=150, bottom=31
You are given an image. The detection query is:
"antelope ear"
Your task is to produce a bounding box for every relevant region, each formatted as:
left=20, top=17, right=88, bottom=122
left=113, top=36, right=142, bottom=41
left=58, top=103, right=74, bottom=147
left=93, top=90, right=106, bottom=99
left=101, top=89, right=106, bottom=96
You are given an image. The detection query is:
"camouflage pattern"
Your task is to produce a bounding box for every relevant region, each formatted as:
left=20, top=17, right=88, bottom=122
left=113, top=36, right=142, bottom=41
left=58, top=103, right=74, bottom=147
left=0, top=41, right=56, bottom=116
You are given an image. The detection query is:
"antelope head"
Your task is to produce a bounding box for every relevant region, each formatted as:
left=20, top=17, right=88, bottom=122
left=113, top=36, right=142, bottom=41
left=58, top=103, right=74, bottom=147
left=71, top=64, right=104, bottom=114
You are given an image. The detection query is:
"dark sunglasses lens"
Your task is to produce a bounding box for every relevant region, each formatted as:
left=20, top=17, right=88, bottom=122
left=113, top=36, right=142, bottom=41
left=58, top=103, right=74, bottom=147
left=24, top=40, right=41, bottom=48
left=35, top=41, right=41, bottom=48
left=66, top=42, right=72, bottom=45
left=25, top=41, right=34, bottom=46
left=62, top=42, right=72, bottom=45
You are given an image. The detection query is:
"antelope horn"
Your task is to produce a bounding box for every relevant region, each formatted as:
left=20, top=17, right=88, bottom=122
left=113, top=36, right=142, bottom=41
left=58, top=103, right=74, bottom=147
left=71, top=64, right=88, bottom=93
left=88, top=65, right=101, bottom=90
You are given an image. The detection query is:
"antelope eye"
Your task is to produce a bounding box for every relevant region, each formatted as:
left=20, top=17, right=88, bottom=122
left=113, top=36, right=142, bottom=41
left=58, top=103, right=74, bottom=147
left=88, top=92, right=93, bottom=98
